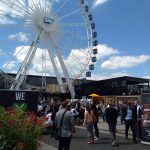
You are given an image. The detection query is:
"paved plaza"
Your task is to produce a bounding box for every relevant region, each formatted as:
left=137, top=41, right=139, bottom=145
left=40, top=118, right=150, bottom=150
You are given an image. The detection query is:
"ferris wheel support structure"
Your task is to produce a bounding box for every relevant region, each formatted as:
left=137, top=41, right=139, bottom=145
left=10, top=29, right=44, bottom=90
left=50, top=35, right=75, bottom=98
left=45, top=34, right=66, bottom=93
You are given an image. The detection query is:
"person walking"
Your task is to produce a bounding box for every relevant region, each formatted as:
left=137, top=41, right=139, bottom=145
left=123, top=102, right=138, bottom=144
left=106, top=101, right=118, bottom=147
left=102, top=104, right=106, bottom=122
left=136, top=101, right=142, bottom=139
left=84, top=104, right=94, bottom=144
left=91, top=104, right=99, bottom=140
left=55, top=100, right=75, bottom=150
left=120, top=102, right=127, bottom=124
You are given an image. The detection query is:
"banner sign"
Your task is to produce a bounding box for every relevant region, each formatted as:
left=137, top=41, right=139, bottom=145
left=141, top=93, right=150, bottom=145
left=0, top=90, right=38, bottom=112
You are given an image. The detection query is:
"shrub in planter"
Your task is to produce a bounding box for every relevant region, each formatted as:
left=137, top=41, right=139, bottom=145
left=0, top=106, right=45, bottom=150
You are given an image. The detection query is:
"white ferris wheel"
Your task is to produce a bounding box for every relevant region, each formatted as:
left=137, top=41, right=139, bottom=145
left=0, top=0, right=98, bottom=98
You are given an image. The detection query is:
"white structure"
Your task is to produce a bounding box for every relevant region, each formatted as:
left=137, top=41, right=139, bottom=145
left=0, top=0, right=98, bottom=98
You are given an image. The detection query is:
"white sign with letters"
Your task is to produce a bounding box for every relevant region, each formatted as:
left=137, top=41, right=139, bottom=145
left=15, top=92, right=26, bottom=101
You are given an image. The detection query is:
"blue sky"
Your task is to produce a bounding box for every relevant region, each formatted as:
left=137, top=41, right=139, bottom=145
left=89, top=0, right=150, bottom=80
left=0, top=0, right=150, bottom=81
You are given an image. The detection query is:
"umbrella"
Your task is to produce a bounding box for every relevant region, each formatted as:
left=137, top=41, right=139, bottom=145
left=89, top=93, right=100, bottom=97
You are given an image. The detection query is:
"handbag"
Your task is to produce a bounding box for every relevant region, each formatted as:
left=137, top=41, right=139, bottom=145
left=55, top=109, right=67, bottom=140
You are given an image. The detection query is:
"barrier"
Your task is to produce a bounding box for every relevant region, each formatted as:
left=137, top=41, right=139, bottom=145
left=141, top=93, right=150, bottom=145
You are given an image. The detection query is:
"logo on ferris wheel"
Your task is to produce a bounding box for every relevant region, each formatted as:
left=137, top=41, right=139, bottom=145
left=44, top=17, right=54, bottom=24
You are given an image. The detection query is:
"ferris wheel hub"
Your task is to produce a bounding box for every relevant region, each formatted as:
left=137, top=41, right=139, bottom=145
left=25, top=3, right=59, bottom=33
left=44, top=17, right=54, bottom=24
left=37, top=15, right=59, bottom=33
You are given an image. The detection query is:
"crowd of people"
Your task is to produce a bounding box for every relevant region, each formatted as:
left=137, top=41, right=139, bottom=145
left=37, top=97, right=142, bottom=149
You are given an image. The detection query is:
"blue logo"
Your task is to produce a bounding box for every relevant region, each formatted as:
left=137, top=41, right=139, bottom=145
left=44, top=17, right=54, bottom=24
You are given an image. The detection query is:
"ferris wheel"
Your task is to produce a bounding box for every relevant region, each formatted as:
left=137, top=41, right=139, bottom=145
left=0, top=0, right=98, bottom=98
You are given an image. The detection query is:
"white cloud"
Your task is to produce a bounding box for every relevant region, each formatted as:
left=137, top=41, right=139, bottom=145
left=96, top=44, right=119, bottom=60
left=110, top=71, right=130, bottom=78
left=92, top=0, right=109, bottom=9
left=14, top=46, right=27, bottom=63
left=87, top=71, right=129, bottom=80
left=8, top=32, right=29, bottom=43
left=6, top=43, right=150, bottom=82
left=101, top=55, right=150, bottom=69
left=72, top=44, right=118, bottom=78
left=64, top=44, right=118, bottom=78
left=2, top=61, right=17, bottom=69
left=0, top=16, right=16, bottom=25
left=14, top=46, right=54, bottom=76
left=7, top=44, right=124, bottom=78
left=12, top=45, right=94, bottom=78
left=13, top=43, right=118, bottom=78
left=143, top=76, right=150, bottom=80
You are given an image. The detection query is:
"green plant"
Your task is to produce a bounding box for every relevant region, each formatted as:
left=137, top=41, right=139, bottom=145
left=0, top=106, right=45, bottom=150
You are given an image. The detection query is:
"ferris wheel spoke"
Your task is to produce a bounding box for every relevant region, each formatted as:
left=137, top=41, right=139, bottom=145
left=0, top=10, right=23, bottom=18
left=63, top=30, right=88, bottom=58
left=59, top=22, right=85, bottom=27
left=64, top=60, right=76, bottom=78
left=16, top=1, right=35, bottom=17
left=47, top=0, right=55, bottom=12
left=0, top=0, right=28, bottom=17
left=54, top=0, right=69, bottom=14
left=65, top=57, right=86, bottom=79
left=36, top=0, right=45, bottom=14
left=60, top=29, right=90, bottom=63
left=9, top=0, right=38, bottom=19
left=16, top=0, right=38, bottom=18
left=71, top=52, right=90, bottom=72
left=70, top=52, right=87, bottom=67
left=26, top=0, right=42, bottom=18
left=43, top=0, right=46, bottom=12
left=79, top=49, right=91, bottom=56
left=61, top=28, right=87, bottom=40
left=67, top=57, right=84, bottom=74
left=17, top=0, right=37, bottom=17
left=2, top=45, right=27, bottom=70
left=56, top=8, right=81, bottom=20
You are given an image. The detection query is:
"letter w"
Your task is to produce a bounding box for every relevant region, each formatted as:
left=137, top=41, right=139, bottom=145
left=16, top=93, right=22, bottom=100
